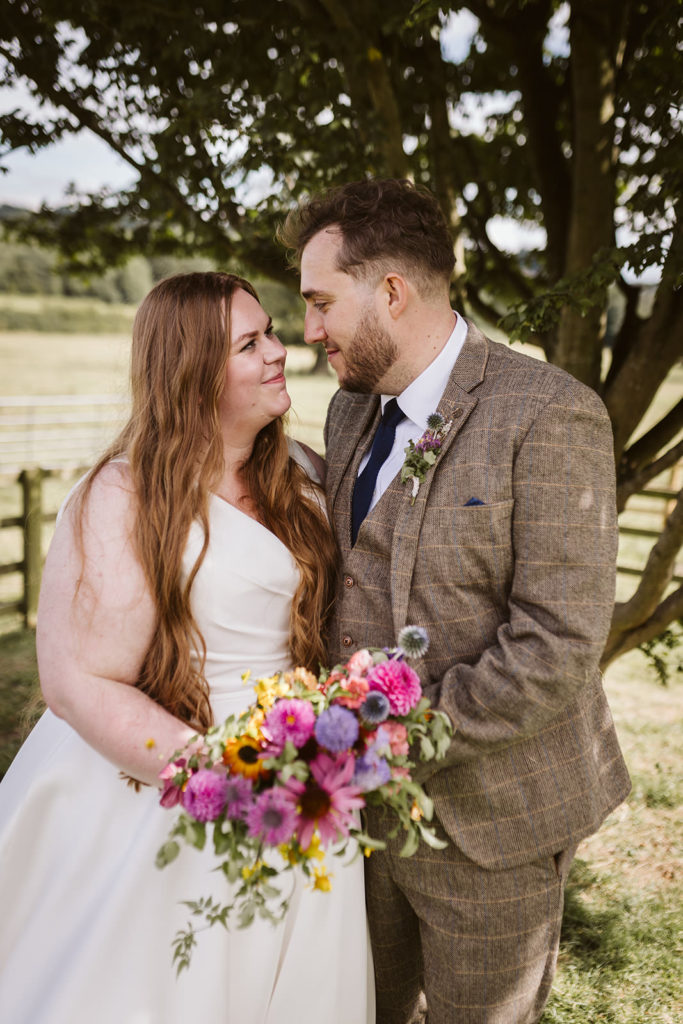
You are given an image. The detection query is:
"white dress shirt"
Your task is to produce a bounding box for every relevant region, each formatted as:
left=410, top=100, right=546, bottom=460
left=359, top=312, right=468, bottom=512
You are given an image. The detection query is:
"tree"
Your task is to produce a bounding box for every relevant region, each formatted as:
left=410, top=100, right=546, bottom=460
left=1, top=0, right=681, bottom=662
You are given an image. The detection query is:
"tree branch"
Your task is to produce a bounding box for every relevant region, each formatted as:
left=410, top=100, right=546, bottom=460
left=618, top=396, right=683, bottom=474
left=601, top=583, right=683, bottom=667
left=611, top=489, right=683, bottom=631
left=617, top=436, right=683, bottom=513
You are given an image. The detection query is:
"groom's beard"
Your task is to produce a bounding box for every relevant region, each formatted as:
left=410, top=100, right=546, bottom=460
left=338, top=308, right=399, bottom=394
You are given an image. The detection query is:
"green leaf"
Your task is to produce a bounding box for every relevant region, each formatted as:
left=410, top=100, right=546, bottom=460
left=417, top=822, right=449, bottom=850
left=155, top=839, right=180, bottom=868
left=399, top=827, right=420, bottom=858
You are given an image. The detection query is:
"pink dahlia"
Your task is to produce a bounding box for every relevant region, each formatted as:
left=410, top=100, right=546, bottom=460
left=366, top=660, right=422, bottom=715
left=263, top=698, right=316, bottom=753
left=246, top=788, right=299, bottom=846
left=181, top=769, right=229, bottom=822
left=285, top=751, right=365, bottom=850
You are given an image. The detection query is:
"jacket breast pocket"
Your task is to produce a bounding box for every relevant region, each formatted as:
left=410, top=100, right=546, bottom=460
left=416, top=499, right=515, bottom=594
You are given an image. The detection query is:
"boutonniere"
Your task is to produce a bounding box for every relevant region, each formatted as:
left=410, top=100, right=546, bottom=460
left=400, top=412, right=452, bottom=504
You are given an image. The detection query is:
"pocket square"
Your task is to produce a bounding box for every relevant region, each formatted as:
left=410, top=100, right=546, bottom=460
left=464, top=497, right=485, bottom=506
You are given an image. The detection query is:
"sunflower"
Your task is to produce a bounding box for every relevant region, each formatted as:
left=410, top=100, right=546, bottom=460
left=222, top=735, right=268, bottom=780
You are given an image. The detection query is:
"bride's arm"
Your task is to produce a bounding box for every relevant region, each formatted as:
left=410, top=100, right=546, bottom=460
left=37, top=462, right=199, bottom=787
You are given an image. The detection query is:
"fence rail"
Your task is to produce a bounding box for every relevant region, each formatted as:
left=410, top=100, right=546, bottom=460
left=0, top=395, right=129, bottom=472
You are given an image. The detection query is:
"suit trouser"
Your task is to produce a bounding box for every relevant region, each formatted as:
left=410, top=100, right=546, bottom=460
left=364, top=809, right=576, bottom=1024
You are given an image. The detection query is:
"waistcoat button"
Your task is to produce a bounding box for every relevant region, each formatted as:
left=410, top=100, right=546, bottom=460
left=344, top=575, right=354, bottom=588
left=342, top=634, right=353, bottom=648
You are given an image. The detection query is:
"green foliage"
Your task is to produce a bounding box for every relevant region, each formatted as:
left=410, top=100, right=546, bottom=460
left=638, top=623, right=683, bottom=687
left=499, top=249, right=628, bottom=344
left=0, top=293, right=135, bottom=332
left=0, top=239, right=306, bottom=338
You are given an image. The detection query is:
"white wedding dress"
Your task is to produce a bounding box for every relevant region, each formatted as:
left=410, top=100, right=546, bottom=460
left=0, top=445, right=374, bottom=1024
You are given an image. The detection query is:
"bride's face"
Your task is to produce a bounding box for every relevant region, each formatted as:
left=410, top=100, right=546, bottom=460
left=218, top=288, right=291, bottom=441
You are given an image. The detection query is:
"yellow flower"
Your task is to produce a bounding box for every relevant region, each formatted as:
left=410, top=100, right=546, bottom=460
left=410, top=800, right=423, bottom=822
left=303, top=833, right=326, bottom=862
left=254, top=673, right=291, bottom=711
left=244, top=707, right=265, bottom=738
left=363, top=847, right=374, bottom=858
left=278, top=844, right=300, bottom=866
left=222, top=736, right=268, bottom=780
left=312, top=866, right=333, bottom=892
left=241, top=860, right=263, bottom=881
left=144, top=738, right=156, bottom=750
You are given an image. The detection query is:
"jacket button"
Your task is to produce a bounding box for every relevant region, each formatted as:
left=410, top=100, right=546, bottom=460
left=342, top=634, right=353, bottom=648
left=344, top=575, right=354, bottom=588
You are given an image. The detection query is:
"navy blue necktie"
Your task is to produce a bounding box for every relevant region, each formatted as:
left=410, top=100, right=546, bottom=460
left=351, top=398, right=405, bottom=544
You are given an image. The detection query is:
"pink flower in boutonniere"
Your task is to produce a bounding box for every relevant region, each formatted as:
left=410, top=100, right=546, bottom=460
left=400, top=412, right=452, bottom=504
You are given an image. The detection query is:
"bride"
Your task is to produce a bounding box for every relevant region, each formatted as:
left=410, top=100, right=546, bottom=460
left=0, top=272, right=374, bottom=1024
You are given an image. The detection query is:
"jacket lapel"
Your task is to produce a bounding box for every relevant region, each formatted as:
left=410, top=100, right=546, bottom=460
left=391, top=321, right=490, bottom=633
left=326, top=392, right=379, bottom=512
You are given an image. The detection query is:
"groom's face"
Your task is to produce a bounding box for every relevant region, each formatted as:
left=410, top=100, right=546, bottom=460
left=300, top=228, right=399, bottom=393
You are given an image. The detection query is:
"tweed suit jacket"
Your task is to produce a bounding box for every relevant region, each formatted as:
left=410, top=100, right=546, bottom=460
left=324, top=320, right=630, bottom=870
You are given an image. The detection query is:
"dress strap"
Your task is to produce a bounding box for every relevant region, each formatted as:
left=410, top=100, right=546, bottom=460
left=287, top=437, right=323, bottom=486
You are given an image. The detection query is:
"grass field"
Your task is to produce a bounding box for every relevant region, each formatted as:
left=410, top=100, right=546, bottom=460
left=0, top=630, right=680, bottom=1022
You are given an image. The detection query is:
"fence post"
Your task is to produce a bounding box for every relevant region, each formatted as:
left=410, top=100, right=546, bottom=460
left=20, top=467, right=43, bottom=628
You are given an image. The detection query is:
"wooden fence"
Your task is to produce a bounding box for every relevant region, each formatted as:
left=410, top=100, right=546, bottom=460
left=1, top=462, right=681, bottom=630
left=0, top=395, right=129, bottom=473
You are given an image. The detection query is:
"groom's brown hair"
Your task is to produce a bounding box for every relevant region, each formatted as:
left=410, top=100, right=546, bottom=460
left=279, top=178, right=455, bottom=296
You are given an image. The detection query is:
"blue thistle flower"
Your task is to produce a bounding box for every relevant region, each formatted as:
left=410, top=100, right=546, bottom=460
left=360, top=690, right=391, bottom=725
left=426, top=412, right=444, bottom=430
left=396, top=625, right=430, bottom=659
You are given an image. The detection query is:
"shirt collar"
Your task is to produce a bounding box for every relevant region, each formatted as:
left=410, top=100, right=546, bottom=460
left=381, top=311, right=467, bottom=431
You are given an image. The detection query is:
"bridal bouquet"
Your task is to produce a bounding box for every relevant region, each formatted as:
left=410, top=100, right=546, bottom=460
left=155, top=626, right=451, bottom=973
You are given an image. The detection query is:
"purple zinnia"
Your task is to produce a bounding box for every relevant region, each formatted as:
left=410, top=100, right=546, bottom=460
left=181, top=769, right=229, bottom=822
left=264, top=698, right=316, bottom=752
left=223, top=774, right=254, bottom=820
left=353, top=753, right=392, bottom=792
left=246, top=787, right=299, bottom=846
left=314, top=705, right=359, bottom=752
left=360, top=690, right=391, bottom=726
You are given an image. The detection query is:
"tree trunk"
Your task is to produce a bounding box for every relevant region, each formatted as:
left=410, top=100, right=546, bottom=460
left=310, top=345, right=332, bottom=376
left=553, top=2, right=618, bottom=387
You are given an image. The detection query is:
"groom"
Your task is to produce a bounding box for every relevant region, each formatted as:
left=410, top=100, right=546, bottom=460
left=279, top=178, right=630, bottom=1023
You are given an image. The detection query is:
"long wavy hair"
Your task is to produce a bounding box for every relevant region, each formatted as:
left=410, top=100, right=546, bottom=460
left=74, top=272, right=337, bottom=732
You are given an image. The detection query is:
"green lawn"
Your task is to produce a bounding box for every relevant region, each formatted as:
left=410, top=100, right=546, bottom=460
left=0, top=630, right=680, bottom=1022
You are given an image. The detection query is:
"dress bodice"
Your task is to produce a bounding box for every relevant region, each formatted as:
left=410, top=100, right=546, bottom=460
left=182, top=496, right=299, bottom=719
left=181, top=438, right=322, bottom=721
